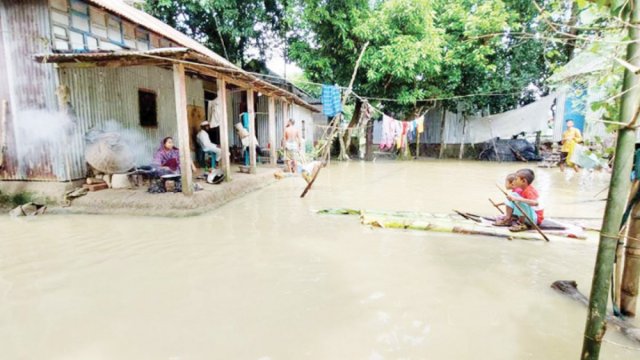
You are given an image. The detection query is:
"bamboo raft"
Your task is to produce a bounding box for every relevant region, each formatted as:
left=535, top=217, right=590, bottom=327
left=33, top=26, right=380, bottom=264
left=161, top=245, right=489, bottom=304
left=317, top=208, right=594, bottom=241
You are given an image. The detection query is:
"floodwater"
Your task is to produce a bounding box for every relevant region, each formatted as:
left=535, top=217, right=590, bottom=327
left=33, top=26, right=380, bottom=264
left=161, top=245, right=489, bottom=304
left=1, top=160, right=638, bottom=359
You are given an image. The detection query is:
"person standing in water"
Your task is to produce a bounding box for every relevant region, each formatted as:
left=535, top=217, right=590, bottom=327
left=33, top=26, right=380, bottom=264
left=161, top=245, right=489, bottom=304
left=559, top=119, right=582, bottom=172
left=282, top=119, right=302, bottom=173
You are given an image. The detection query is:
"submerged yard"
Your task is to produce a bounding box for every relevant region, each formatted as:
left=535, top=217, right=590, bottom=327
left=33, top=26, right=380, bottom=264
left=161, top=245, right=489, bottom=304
left=1, top=161, right=638, bottom=359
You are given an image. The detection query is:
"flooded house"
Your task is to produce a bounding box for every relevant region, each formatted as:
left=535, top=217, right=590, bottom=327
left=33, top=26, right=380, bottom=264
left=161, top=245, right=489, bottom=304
left=0, top=0, right=320, bottom=195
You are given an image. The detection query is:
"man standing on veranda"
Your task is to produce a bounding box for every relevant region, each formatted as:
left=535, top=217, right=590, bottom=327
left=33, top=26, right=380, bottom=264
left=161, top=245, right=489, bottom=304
left=282, top=119, right=302, bottom=173
left=560, top=119, right=582, bottom=172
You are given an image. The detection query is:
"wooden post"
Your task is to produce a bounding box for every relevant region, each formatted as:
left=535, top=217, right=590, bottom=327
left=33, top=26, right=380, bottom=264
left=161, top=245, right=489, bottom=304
left=247, top=89, right=257, bottom=174
left=416, top=119, right=421, bottom=159
left=268, top=96, right=277, bottom=165
left=622, top=192, right=640, bottom=317
left=621, top=179, right=640, bottom=317
left=281, top=101, right=289, bottom=152
left=282, top=101, right=289, bottom=129
left=438, top=107, right=447, bottom=159
left=216, top=78, right=231, bottom=181
left=172, top=63, right=193, bottom=195
left=0, top=100, right=7, bottom=169
left=365, top=119, right=374, bottom=161
left=459, top=115, right=467, bottom=160
left=582, top=1, right=640, bottom=357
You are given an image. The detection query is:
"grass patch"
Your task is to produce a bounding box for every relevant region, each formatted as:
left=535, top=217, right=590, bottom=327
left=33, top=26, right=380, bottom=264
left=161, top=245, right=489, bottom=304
left=0, top=191, right=36, bottom=209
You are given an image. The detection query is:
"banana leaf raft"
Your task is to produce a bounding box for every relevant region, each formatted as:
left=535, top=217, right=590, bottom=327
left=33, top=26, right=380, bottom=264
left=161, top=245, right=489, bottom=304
left=317, top=208, right=592, bottom=241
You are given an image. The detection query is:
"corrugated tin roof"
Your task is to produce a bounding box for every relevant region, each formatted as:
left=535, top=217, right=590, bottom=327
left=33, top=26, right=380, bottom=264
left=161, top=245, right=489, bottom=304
left=82, top=0, right=319, bottom=112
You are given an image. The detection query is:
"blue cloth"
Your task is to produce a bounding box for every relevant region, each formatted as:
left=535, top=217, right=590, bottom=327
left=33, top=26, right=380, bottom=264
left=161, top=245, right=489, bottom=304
left=321, top=85, right=342, bottom=117
left=506, top=192, right=537, bottom=225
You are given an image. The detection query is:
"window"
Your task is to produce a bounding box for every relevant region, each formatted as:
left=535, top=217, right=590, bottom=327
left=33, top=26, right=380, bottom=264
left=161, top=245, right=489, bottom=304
left=70, top=0, right=88, bottom=13
left=50, top=0, right=68, bottom=11
left=51, top=10, right=70, bottom=26
left=69, top=31, right=85, bottom=50
left=107, top=16, right=123, bottom=43
left=138, top=90, right=158, bottom=127
left=135, top=29, right=150, bottom=50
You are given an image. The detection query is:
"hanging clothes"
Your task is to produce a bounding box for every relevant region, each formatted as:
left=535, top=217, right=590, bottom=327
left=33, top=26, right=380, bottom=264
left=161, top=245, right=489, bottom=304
left=407, top=120, right=417, bottom=143
left=380, top=115, right=396, bottom=150
left=417, top=117, right=424, bottom=134
left=207, top=100, right=221, bottom=128
left=321, top=85, right=342, bottom=117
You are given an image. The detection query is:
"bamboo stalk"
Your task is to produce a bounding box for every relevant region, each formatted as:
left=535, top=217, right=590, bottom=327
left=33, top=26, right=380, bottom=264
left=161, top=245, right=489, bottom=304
left=496, top=185, right=550, bottom=242
left=489, top=198, right=504, bottom=214
left=300, top=42, right=369, bottom=198
left=582, top=1, right=640, bottom=357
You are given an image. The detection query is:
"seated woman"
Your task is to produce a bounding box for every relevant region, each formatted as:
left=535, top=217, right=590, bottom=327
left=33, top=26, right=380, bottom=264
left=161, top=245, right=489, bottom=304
left=153, top=137, right=195, bottom=176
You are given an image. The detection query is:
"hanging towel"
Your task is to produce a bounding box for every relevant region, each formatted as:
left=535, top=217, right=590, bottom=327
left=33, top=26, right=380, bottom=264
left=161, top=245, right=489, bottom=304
left=381, top=115, right=397, bottom=150
left=321, top=85, right=342, bottom=117
left=417, top=118, right=424, bottom=134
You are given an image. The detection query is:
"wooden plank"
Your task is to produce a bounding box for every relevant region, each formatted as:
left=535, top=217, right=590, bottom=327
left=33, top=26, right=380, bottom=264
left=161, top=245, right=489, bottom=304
left=247, top=89, right=257, bottom=174
left=268, top=96, right=277, bottom=165
left=172, top=63, right=193, bottom=195
left=217, top=78, right=231, bottom=181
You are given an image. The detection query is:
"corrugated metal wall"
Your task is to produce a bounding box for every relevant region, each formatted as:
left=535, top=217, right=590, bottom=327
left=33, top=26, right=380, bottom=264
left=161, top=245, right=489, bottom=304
left=226, top=90, right=287, bottom=149
left=1, top=0, right=62, bottom=180
left=58, top=65, right=203, bottom=179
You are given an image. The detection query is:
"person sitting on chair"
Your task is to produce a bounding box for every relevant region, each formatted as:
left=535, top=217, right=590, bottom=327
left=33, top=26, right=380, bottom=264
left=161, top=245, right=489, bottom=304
left=197, top=121, right=222, bottom=168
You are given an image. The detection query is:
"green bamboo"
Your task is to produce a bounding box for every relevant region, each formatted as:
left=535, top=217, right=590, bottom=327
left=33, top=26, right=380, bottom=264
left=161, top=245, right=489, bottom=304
left=581, top=2, right=640, bottom=358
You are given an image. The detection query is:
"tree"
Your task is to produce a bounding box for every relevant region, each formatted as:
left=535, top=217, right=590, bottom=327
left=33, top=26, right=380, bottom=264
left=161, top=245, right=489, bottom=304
left=144, top=0, right=286, bottom=67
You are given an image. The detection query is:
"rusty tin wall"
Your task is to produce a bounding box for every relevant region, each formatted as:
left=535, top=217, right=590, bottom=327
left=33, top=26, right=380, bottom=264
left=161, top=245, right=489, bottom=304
left=1, top=0, right=62, bottom=181
left=58, top=65, right=203, bottom=180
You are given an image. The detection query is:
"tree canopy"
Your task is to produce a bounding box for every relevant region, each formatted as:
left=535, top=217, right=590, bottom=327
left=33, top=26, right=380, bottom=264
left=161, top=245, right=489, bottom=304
left=143, top=0, right=625, bottom=119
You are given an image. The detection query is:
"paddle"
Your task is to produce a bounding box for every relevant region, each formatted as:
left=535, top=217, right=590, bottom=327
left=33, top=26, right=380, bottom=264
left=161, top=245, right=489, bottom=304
left=496, top=185, right=550, bottom=242
left=489, top=198, right=504, bottom=214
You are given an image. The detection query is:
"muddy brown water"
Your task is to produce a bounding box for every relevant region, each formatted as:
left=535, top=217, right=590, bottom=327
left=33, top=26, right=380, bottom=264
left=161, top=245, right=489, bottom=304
left=1, top=161, right=638, bottom=359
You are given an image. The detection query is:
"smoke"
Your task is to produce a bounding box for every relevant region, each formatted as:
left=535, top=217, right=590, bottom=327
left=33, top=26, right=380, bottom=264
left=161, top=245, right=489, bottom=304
left=11, top=111, right=159, bottom=176
left=13, top=109, right=75, bottom=177
left=85, top=120, right=155, bottom=171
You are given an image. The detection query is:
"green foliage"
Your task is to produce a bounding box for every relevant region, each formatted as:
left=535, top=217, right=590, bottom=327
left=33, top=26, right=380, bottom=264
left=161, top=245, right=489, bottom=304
left=289, top=0, right=570, bottom=118
left=0, top=191, right=35, bottom=208
left=145, top=0, right=286, bottom=66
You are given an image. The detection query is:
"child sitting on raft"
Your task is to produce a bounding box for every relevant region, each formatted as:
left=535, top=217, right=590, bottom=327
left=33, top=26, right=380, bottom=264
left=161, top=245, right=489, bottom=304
left=494, top=168, right=544, bottom=232
left=493, top=173, right=518, bottom=220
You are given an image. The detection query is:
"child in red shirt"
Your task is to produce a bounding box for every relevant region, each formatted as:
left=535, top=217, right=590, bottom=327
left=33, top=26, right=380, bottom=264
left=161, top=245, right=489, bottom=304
left=494, top=168, right=544, bottom=232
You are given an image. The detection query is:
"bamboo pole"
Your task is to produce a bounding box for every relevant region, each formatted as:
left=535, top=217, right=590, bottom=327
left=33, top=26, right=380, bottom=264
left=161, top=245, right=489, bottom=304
left=173, top=63, right=193, bottom=195
left=582, top=2, right=640, bottom=357
left=216, top=78, right=231, bottom=181
left=616, top=181, right=640, bottom=317
left=489, top=198, right=504, bottom=214
left=300, top=41, right=369, bottom=198
left=617, top=181, right=639, bottom=312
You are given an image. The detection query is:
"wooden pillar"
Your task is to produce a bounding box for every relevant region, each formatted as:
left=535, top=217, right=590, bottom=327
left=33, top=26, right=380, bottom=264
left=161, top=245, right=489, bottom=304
left=282, top=101, right=289, bottom=128
left=268, top=97, right=277, bottom=165
left=438, top=107, right=447, bottom=159
left=172, top=63, right=193, bottom=195
left=247, top=89, right=257, bottom=174
left=622, top=192, right=640, bottom=316
left=216, top=78, right=231, bottom=181
left=459, top=115, right=467, bottom=160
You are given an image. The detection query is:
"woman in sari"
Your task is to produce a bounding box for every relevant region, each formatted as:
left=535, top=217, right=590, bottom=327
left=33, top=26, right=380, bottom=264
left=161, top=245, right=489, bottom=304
left=153, top=137, right=195, bottom=175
